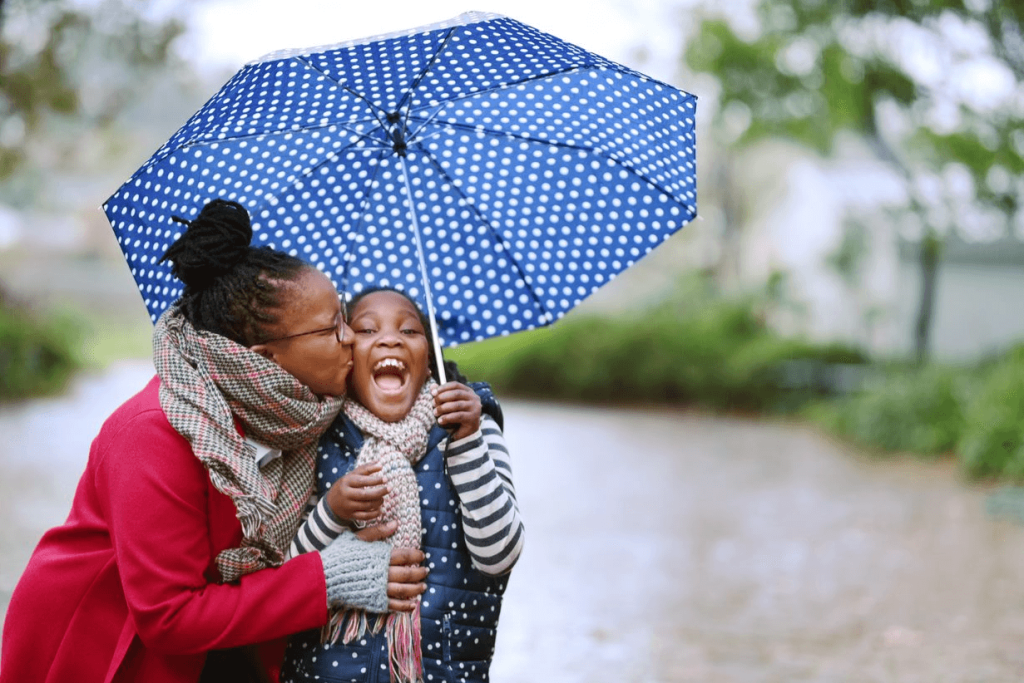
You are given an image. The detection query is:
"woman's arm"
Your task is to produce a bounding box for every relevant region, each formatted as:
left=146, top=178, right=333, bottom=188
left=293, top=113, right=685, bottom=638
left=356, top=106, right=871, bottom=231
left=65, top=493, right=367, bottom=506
left=444, top=413, right=525, bottom=575
left=288, top=489, right=428, bottom=613
left=96, top=408, right=332, bottom=654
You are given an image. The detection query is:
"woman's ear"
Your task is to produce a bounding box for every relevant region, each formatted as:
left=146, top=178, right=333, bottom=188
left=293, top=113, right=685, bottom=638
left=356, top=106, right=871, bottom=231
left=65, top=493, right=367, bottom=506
left=249, top=343, right=276, bottom=362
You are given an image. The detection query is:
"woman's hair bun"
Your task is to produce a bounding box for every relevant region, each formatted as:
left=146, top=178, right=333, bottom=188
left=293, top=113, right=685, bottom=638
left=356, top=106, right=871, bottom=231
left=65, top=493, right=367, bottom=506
left=160, top=199, right=254, bottom=289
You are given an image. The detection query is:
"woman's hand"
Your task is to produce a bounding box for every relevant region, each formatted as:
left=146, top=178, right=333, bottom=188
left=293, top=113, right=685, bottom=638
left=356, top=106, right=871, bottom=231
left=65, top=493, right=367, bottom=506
left=325, top=463, right=388, bottom=524
left=355, top=522, right=427, bottom=612
left=431, top=382, right=481, bottom=441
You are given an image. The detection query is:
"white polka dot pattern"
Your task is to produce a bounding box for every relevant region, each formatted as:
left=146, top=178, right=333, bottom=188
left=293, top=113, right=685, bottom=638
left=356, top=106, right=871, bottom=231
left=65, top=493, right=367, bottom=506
left=102, top=13, right=697, bottom=346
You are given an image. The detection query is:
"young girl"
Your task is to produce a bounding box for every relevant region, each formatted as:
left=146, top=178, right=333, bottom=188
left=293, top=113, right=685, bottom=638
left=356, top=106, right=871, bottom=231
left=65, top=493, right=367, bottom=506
left=281, top=288, right=525, bottom=683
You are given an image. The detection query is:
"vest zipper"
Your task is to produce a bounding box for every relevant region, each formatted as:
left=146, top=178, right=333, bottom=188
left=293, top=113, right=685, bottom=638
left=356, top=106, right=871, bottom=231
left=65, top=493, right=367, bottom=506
left=369, top=634, right=384, bottom=683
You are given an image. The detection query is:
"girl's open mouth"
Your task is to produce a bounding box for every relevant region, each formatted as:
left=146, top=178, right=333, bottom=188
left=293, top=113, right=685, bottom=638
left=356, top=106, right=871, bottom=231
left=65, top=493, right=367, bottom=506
left=372, top=357, right=408, bottom=393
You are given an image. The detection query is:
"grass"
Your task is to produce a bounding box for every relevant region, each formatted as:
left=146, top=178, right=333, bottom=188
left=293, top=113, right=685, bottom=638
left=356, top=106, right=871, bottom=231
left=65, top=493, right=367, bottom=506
left=68, top=309, right=153, bottom=368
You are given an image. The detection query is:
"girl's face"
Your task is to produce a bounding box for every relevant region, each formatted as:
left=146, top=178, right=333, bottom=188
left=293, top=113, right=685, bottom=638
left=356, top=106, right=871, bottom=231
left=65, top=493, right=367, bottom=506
left=249, top=268, right=354, bottom=397
left=347, top=290, right=431, bottom=423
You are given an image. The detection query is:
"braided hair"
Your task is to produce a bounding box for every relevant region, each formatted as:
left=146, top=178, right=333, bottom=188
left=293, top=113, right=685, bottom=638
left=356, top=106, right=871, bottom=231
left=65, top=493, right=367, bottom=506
left=347, top=286, right=467, bottom=384
left=160, top=199, right=310, bottom=346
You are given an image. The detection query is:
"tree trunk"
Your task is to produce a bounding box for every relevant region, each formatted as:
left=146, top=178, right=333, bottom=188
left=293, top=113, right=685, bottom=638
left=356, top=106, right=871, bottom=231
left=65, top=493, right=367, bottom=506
left=714, top=153, right=743, bottom=289
left=913, top=231, right=942, bottom=365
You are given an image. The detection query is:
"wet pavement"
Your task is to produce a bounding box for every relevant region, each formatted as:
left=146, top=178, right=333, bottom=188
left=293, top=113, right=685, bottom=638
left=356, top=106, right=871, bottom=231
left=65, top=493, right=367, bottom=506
left=3, top=363, right=1024, bottom=682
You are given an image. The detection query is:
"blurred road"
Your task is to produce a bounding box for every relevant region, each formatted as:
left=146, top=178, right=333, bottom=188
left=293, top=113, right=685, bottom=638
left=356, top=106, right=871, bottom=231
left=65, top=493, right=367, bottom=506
left=3, top=363, right=1024, bottom=682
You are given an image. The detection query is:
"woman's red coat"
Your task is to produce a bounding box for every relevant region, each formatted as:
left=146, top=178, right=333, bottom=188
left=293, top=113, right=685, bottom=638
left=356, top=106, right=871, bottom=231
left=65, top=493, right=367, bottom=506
left=1, top=376, right=329, bottom=682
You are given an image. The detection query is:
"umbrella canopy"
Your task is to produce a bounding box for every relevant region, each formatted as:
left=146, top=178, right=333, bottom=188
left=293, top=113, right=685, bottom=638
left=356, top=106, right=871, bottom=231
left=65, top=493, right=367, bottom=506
left=104, top=11, right=696, bottom=351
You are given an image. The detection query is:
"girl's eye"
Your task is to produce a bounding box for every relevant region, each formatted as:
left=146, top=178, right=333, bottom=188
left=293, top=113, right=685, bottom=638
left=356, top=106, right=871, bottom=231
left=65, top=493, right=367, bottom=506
left=401, top=329, right=422, bottom=335
left=357, top=328, right=375, bottom=334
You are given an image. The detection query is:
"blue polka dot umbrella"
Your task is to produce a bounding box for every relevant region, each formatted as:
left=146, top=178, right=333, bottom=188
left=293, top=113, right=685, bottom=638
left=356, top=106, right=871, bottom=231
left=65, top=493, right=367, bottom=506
left=103, top=12, right=697, bottom=380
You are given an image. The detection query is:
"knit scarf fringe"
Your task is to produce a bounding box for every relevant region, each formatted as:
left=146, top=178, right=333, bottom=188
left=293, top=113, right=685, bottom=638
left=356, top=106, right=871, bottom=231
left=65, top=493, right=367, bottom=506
left=323, top=605, right=423, bottom=683
left=322, top=382, right=437, bottom=683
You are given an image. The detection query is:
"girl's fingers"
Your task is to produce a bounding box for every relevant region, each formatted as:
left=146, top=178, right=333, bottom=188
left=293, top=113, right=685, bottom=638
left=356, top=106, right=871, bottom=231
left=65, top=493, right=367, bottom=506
left=348, top=473, right=386, bottom=489
left=431, top=381, right=465, bottom=394
left=432, top=384, right=473, bottom=402
left=354, top=520, right=397, bottom=542
left=438, top=411, right=469, bottom=425
left=349, top=498, right=384, bottom=512
left=347, top=483, right=388, bottom=500
left=388, top=598, right=420, bottom=612
left=434, top=399, right=477, bottom=417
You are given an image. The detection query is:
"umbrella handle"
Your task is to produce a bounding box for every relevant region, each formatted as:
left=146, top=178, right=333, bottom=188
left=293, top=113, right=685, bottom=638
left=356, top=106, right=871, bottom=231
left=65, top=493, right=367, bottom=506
left=398, top=154, right=446, bottom=386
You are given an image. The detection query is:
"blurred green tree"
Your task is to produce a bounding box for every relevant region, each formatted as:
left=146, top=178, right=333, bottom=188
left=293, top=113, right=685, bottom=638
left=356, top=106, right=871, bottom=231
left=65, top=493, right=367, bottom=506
left=0, top=0, right=196, bottom=386
left=0, top=0, right=187, bottom=189
left=685, top=1, right=1023, bottom=362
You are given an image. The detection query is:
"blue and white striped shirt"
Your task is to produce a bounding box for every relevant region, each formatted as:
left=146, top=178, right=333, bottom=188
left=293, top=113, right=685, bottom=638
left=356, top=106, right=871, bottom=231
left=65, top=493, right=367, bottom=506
left=288, top=414, right=523, bottom=575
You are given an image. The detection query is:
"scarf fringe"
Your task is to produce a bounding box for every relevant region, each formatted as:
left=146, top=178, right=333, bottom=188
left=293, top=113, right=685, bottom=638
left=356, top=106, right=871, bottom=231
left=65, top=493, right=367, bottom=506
left=323, top=608, right=386, bottom=645
left=321, top=606, right=422, bottom=683
left=386, top=605, right=423, bottom=683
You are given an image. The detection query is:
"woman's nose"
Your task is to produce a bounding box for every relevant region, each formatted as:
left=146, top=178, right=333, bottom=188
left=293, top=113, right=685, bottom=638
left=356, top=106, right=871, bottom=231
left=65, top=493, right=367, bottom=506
left=339, top=322, right=355, bottom=346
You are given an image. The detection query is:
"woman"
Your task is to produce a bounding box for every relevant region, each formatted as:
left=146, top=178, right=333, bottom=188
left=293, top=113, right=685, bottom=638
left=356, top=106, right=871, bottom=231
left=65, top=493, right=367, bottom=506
left=0, top=200, right=427, bottom=683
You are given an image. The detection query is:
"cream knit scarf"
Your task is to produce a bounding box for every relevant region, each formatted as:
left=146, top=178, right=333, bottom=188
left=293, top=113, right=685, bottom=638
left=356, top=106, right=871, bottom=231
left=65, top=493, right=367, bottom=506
left=153, top=305, right=344, bottom=583
left=327, top=380, right=437, bottom=683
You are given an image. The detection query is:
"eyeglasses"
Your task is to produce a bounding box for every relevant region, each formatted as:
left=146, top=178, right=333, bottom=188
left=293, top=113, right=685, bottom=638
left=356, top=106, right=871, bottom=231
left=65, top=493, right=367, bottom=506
left=262, top=298, right=348, bottom=344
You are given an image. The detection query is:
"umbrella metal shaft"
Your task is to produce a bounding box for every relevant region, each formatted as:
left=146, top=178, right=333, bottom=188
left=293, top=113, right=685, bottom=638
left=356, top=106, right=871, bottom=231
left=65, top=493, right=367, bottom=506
left=398, top=154, right=447, bottom=385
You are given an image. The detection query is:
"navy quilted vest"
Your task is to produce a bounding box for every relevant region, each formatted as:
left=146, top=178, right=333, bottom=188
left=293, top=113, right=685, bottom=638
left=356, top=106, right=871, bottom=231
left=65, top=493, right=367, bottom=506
left=282, top=384, right=508, bottom=683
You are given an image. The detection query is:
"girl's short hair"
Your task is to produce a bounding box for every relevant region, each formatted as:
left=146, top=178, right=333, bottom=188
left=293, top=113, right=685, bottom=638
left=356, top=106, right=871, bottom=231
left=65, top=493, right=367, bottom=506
left=347, top=286, right=467, bottom=384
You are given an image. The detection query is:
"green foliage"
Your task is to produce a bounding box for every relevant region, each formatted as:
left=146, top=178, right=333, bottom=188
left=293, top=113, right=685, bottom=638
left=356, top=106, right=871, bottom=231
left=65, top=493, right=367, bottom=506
left=685, top=0, right=1024, bottom=362
left=805, top=366, right=967, bottom=456
left=685, top=7, right=921, bottom=154
left=957, top=346, right=1024, bottom=480
left=0, top=295, right=81, bottom=400
left=802, top=343, right=1024, bottom=480
left=447, top=279, right=866, bottom=413
left=452, top=287, right=1024, bottom=483
left=0, top=0, right=187, bottom=183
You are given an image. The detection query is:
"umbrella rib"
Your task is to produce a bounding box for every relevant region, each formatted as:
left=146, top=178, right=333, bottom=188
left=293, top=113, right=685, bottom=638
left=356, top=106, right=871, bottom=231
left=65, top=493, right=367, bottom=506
left=409, top=141, right=554, bottom=327
left=398, top=26, right=461, bottom=129
left=407, top=104, right=455, bottom=142
left=339, top=147, right=391, bottom=295
left=154, top=114, right=385, bottom=153
left=212, top=130, right=391, bottom=240
left=334, top=123, right=393, bottom=150
left=222, top=131, right=392, bottom=225
left=289, top=54, right=392, bottom=129
left=405, top=63, right=602, bottom=116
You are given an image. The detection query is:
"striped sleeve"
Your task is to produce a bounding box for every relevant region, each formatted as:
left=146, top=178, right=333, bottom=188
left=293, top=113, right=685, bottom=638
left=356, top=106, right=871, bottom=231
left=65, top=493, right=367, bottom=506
left=287, top=493, right=348, bottom=559
left=444, top=413, right=524, bottom=576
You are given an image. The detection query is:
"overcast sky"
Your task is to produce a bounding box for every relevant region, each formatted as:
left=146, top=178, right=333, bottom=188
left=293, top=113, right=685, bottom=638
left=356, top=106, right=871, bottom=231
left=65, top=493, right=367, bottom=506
left=179, top=0, right=704, bottom=86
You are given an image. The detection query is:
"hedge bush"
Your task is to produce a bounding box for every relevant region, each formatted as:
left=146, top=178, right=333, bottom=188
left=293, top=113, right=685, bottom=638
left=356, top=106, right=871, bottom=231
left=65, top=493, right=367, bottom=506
left=957, top=345, right=1024, bottom=480
left=804, top=366, right=968, bottom=456
left=0, top=294, right=81, bottom=400
left=446, top=280, right=866, bottom=414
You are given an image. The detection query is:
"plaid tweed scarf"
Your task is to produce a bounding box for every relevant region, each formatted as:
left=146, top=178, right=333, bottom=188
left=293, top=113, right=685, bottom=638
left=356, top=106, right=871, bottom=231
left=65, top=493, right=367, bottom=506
left=153, top=305, right=345, bottom=583
left=327, top=381, right=437, bottom=683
